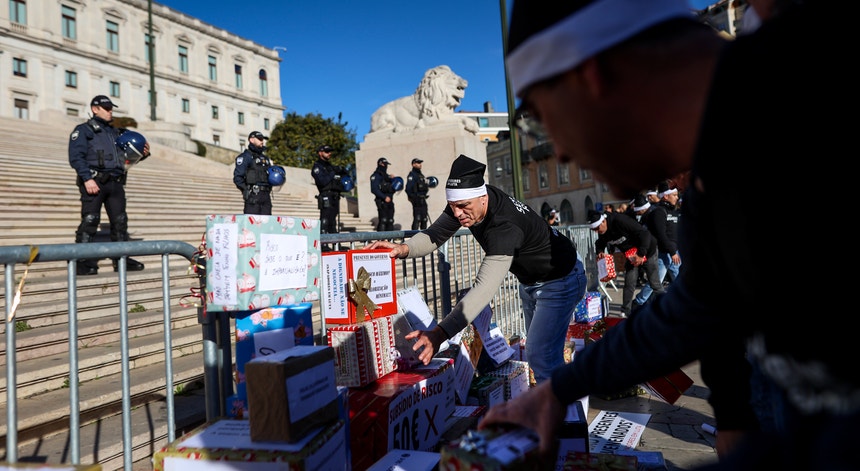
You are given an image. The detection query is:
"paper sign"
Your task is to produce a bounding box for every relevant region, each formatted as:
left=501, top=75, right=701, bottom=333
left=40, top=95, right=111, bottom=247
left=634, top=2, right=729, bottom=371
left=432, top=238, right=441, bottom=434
left=472, top=305, right=514, bottom=366
left=321, top=252, right=350, bottom=322
left=397, top=287, right=438, bottom=330
left=252, top=327, right=295, bottom=355
left=208, top=223, right=239, bottom=305
left=258, top=233, right=308, bottom=291
left=350, top=251, right=395, bottom=305
left=588, top=410, right=650, bottom=454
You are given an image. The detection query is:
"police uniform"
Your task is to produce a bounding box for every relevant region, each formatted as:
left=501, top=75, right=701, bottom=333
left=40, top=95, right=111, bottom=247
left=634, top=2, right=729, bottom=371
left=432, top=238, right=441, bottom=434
left=405, top=161, right=429, bottom=230
left=68, top=114, right=143, bottom=273
left=233, top=143, right=273, bottom=215
left=369, top=159, right=396, bottom=231
left=311, top=149, right=347, bottom=234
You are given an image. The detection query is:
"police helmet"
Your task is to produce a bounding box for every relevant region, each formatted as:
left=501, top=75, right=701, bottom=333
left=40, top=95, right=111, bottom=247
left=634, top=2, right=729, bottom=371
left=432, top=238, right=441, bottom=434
left=267, top=166, right=286, bottom=186
left=115, top=130, right=147, bottom=165
left=427, top=176, right=439, bottom=188
left=340, top=175, right=355, bottom=192
left=391, top=176, right=404, bottom=192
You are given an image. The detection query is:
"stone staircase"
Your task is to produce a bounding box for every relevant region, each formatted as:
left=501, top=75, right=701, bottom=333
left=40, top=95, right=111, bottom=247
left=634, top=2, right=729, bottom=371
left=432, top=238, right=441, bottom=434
left=0, top=117, right=375, bottom=469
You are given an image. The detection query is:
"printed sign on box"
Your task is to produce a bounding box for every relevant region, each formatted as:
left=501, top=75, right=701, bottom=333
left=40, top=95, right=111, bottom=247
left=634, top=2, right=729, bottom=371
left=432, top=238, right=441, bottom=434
left=343, top=249, right=397, bottom=323
left=320, top=252, right=349, bottom=323
left=205, top=214, right=321, bottom=313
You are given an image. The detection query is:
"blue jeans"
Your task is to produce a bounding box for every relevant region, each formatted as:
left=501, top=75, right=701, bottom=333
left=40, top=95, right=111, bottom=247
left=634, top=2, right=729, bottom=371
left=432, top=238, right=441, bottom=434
left=635, top=251, right=680, bottom=305
left=519, top=259, right=587, bottom=383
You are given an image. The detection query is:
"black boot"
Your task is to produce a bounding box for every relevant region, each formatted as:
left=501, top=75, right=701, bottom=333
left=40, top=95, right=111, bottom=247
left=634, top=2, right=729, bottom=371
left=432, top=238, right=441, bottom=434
left=76, top=261, right=98, bottom=276
left=113, top=257, right=145, bottom=272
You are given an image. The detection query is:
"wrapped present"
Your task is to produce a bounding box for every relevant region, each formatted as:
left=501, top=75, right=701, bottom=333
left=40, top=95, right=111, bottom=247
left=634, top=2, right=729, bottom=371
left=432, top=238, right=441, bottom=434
left=152, top=418, right=347, bottom=471
left=573, top=291, right=603, bottom=324
left=322, top=249, right=398, bottom=324
left=204, top=214, right=321, bottom=315
left=562, top=451, right=638, bottom=471
left=440, top=426, right=541, bottom=471
left=326, top=314, right=397, bottom=388
left=483, top=360, right=530, bottom=401
left=440, top=405, right=488, bottom=448
left=244, top=345, right=339, bottom=443
left=229, top=303, right=315, bottom=418
left=641, top=368, right=694, bottom=405
left=597, top=256, right=616, bottom=282
left=624, top=247, right=645, bottom=263
left=466, top=374, right=505, bottom=408
left=348, top=359, right=455, bottom=471
left=368, top=449, right=440, bottom=471
left=320, top=251, right=350, bottom=323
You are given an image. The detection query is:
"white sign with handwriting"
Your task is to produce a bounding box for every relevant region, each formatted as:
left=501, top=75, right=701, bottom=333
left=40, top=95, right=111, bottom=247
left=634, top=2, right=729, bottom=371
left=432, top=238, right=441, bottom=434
left=259, top=233, right=308, bottom=291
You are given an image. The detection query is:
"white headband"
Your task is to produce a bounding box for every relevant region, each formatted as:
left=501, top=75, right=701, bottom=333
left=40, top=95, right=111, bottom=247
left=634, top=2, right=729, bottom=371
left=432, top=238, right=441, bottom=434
left=659, top=188, right=678, bottom=198
left=446, top=184, right=487, bottom=202
left=588, top=214, right=606, bottom=229
left=507, top=0, right=692, bottom=97
left=634, top=202, right=651, bottom=212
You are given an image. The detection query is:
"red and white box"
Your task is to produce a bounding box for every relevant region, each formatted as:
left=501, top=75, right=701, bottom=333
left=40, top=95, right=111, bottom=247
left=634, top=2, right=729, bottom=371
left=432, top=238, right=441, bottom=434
left=597, top=256, right=616, bottom=282
left=348, top=359, right=455, bottom=471
left=326, top=315, right=396, bottom=388
left=325, top=249, right=398, bottom=324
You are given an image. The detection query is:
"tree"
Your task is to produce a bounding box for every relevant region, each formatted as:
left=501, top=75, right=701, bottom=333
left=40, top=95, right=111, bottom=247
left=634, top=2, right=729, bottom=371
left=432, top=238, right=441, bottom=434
left=266, top=111, right=357, bottom=172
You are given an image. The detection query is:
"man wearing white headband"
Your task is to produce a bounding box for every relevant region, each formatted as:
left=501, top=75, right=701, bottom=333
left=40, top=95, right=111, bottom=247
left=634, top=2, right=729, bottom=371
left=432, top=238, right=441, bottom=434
left=481, top=1, right=854, bottom=469
left=367, top=154, right=587, bottom=383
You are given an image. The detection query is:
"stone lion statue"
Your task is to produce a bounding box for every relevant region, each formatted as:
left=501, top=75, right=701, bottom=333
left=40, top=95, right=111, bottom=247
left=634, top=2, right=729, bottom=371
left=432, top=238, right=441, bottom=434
left=369, top=65, right=479, bottom=134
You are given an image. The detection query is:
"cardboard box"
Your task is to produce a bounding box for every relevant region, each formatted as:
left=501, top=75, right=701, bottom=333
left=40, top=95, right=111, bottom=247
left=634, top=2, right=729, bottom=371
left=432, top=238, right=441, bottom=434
left=204, top=214, right=321, bottom=314
left=228, top=303, right=316, bottom=418
left=483, top=360, right=530, bottom=401
left=555, top=401, right=588, bottom=471
left=245, top=345, right=339, bottom=442
left=348, top=359, right=455, bottom=471
left=439, top=405, right=487, bottom=447
left=440, top=425, right=541, bottom=470
left=327, top=315, right=396, bottom=387
left=367, top=449, right=440, bottom=471
left=435, top=342, right=476, bottom=404
left=152, top=418, right=347, bottom=471
left=324, top=249, right=398, bottom=324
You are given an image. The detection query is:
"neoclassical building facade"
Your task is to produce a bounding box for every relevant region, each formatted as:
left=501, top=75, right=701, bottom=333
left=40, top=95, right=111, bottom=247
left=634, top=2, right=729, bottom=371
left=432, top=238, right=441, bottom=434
left=1, top=0, right=284, bottom=151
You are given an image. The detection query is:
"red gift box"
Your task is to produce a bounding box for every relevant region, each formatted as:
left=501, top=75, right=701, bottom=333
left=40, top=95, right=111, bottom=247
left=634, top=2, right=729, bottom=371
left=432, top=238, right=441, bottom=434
left=625, top=247, right=645, bottom=263
left=326, top=315, right=396, bottom=387
left=597, top=256, right=616, bottom=282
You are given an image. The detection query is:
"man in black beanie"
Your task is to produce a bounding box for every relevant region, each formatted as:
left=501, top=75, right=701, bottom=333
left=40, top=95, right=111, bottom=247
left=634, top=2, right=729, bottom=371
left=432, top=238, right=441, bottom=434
left=367, top=154, right=587, bottom=384
left=481, top=1, right=854, bottom=470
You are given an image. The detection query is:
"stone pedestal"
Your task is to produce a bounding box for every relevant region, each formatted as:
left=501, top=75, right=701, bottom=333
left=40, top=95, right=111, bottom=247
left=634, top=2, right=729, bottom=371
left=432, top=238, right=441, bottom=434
left=355, top=122, right=487, bottom=231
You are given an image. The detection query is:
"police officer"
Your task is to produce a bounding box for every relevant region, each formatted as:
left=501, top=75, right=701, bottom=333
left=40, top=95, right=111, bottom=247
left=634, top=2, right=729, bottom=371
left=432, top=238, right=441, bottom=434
left=405, top=158, right=430, bottom=230
left=311, top=144, right=348, bottom=235
left=69, top=95, right=149, bottom=276
left=233, top=131, right=273, bottom=215
left=370, top=157, right=396, bottom=231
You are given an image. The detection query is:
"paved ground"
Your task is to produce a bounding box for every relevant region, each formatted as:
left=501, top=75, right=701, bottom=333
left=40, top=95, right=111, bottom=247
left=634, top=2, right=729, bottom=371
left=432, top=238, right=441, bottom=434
left=590, top=280, right=719, bottom=470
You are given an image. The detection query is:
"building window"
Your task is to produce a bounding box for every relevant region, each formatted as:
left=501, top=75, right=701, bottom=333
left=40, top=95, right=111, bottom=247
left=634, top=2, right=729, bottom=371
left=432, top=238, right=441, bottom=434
left=144, top=34, right=153, bottom=64
left=558, top=163, right=570, bottom=185
left=522, top=168, right=531, bottom=192
left=10, top=0, right=26, bottom=24
left=478, top=117, right=489, bottom=128
left=109, top=81, right=120, bottom=98
left=235, top=64, right=243, bottom=89
left=66, top=107, right=79, bottom=116
left=106, top=20, right=119, bottom=53
left=538, top=163, right=549, bottom=189
left=263, top=118, right=270, bottom=130
left=13, top=58, right=27, bottom=77
left=211, top=105, right=219, bottom=119
left=239, top=139, right=246, bottom=151
left=238, top=111, right=245, bottom=125
left=259, top=69, right=268, bottom=97
left=181, top=98, right=190, bottom=113
left=65, top=70, right=77, bottom=88
left=14, top=98, right=29, bottom=119
left=213, top=135, right=220, bottom=146
left=208, top=55, right=217, bottom=81
left=178, top=45, right=188, bottom=73
left=579, top=168, right=592, bottom=182
left=61, top=5, right=76, bottom=40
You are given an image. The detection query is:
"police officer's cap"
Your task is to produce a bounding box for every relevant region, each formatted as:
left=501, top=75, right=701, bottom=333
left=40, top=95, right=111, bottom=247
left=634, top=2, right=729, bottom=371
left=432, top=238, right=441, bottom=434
left=317, top=144, right=334, bottom=153
left=412, top=158, right=424, bottom=164
left=91, top=95, right=117, bottom=109
left=248, top=131, right=268, bottom=141
left=378, top=157, right=391, bottom=166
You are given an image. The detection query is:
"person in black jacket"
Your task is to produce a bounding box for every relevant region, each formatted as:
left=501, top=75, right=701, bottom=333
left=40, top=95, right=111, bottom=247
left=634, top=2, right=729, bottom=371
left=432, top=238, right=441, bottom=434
left=233, top=131, right=273, bottom=215
left=369, top=157, right=397, bottom=231
left=68, top=95, right=149, bottom=275
left=635, top=180, right=681, bottom=308
left=405, top=158, right=430, bottom=230
left=589, top=203, right=664, bottom=318
left=482, top=2, right=856, bottom=470
left=311, top=144, right=348, bottom=235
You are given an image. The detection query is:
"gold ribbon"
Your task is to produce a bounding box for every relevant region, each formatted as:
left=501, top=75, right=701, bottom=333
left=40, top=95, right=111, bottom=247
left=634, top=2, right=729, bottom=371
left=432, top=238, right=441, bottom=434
left=348, top=266, right=380, bottom=321
left=9, top=246, right=38, bottom=323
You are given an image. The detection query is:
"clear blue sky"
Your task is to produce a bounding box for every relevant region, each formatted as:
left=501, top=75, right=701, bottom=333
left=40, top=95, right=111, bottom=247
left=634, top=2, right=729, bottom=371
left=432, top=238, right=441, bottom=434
left=157, top=0, right=510, bottom=140
left=157, top=0, right=715, bottom=139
